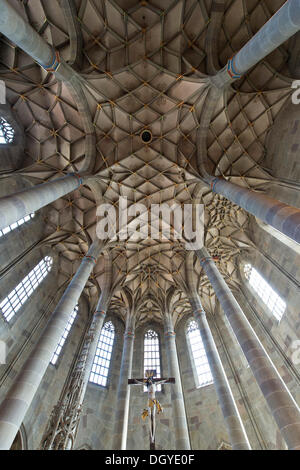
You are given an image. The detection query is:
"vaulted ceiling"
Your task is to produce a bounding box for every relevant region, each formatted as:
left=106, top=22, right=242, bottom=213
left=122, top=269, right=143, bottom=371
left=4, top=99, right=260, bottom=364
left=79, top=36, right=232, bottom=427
left=0, top=0, right=294, bottom=325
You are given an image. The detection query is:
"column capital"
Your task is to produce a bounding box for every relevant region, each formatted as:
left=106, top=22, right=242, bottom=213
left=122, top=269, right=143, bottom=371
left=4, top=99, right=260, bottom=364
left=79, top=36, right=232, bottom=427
left=94, top=309, right=106, bottom=316
left=199, top=256, right=211, bottom=265
left=39, top=49, right=60, bottom=72
left=84, top=254, right=97, bottom=264
left=164, top=330, right=176, bottom=338
left=124, top=329, right=135, bottom=339
left=199, top=256, right=219, bottom=266
left=70, top=172, right=84, bottom=189
left=226, top=57, right=242, bottom=80
left=194, top=308, right=206, bottom=316
left=210, top=176, right=223, bottom=192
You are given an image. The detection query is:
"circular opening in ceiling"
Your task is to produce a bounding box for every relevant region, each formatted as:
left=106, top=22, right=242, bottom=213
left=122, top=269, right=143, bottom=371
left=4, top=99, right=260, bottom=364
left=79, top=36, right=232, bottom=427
left=141, top=129, right=152, bottom=144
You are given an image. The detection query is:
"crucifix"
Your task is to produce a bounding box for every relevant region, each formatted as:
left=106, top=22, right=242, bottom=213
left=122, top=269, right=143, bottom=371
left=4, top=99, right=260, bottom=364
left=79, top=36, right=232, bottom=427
left=128, top=370, right=175, bottom=450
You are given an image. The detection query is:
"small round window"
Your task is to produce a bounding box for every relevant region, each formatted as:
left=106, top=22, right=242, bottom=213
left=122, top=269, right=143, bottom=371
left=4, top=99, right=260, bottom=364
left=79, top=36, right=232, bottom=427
left=0, top=117, right=14, bottom=143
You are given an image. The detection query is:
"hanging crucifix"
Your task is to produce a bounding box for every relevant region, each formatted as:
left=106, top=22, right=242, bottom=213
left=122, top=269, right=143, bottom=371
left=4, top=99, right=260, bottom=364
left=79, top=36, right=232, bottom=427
left=128, top=370, right=175, bottom=450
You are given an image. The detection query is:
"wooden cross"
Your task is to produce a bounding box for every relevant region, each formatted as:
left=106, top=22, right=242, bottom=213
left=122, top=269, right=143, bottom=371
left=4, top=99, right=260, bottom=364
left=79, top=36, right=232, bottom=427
left=128, top=370, right=175, bottom=450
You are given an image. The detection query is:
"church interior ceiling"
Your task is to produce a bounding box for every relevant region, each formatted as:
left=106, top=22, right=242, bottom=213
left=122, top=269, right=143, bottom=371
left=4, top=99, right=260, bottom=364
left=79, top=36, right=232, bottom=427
left=0, top=0, right=294, bottom=325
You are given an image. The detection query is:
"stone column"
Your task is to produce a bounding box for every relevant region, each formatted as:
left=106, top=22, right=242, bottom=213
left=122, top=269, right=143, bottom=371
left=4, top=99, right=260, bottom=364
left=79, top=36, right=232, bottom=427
left=197, top=247, right=300, bottom=450
left=112, top=313, right=135, bottom=450
left=189, top=296, right=251, bottom=450
left=213, top=0, right=300, bottom=86
left=164, top=312, right=191, bottom=450
left=0, top=174, right=87, bottom=232
left=207, top=177, right=300, bottom=245
left=0, top=240, right=102, bottom=450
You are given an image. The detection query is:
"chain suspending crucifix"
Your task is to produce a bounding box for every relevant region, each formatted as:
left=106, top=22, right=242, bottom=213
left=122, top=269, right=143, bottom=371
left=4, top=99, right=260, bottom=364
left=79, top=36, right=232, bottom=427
left=128, top=370, right=175, bottom=450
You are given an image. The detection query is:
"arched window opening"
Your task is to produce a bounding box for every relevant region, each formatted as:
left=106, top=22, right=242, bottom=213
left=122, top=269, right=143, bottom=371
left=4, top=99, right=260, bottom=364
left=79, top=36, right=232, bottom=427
left=0, top=256, right=53, bottom=322
left=144, top=329, right=161, bottom=392
left=51, top=304, right=79, bottom=365
left=0, top=213, right=35, bottom=238
left=244, top=264, right=286, bottom=322
left=187, top=320, right=213, bottom=388
left=89, top=321, right=115, bottom=386
left=0, top=117, right=14, bottom=143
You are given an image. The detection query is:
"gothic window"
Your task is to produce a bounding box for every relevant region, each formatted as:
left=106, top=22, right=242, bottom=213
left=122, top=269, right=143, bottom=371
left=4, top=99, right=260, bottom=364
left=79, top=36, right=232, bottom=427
left=0, top=213, right=35, bottom=238
left=244, top=264, right=286, bottom=322
left=0, top=256, right=53, bottom=322
left=51, top=304, right=79, bottom=365
left=89, top=321, right=115, bottom=386
left=187, top=320, right=213, bottom=388
left=0, top=117, right=14, bottom=143
left=144, top=329, right=161, bottom=391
